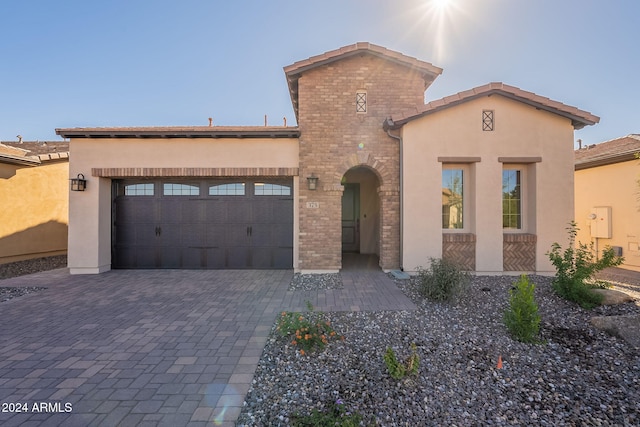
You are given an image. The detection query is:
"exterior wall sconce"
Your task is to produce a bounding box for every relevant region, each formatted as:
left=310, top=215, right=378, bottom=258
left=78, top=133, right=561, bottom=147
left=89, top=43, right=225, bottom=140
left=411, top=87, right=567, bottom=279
left=70, top=173, right=87, bottom=191
left=306, top=173, right=319, bottom=190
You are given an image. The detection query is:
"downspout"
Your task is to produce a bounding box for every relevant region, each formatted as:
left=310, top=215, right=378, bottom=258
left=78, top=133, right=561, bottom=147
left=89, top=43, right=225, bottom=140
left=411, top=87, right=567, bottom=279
left=385, top=118, right=404, bottom=270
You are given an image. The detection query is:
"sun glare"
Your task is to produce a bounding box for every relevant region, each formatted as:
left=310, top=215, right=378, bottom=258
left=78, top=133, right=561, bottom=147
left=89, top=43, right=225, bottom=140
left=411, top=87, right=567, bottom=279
left=409, top=0, right=464, bottom=63
left=431, top=0, right=451, bottom=11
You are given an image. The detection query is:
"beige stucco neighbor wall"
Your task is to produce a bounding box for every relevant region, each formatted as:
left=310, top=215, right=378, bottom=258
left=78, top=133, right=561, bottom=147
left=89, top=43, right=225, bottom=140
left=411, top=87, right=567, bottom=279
left=401, top=95, right=575, bottom=274
left=575, top=160, right=640, bottom=270
left=68, top=137, right=299, bottom=274
left=0, top=161, right=68, bottom=263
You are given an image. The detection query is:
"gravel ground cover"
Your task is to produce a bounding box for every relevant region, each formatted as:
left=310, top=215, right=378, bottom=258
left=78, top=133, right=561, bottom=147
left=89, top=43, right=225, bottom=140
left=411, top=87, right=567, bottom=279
left=0, top=255, right=66, bottom=280
left=238, top=274, right=640, bottom=426
left=0, top=255, right=64, bottom=301
left=0, top=286, right=48, bottom=302
left=289, top=272, right=343, bottom=291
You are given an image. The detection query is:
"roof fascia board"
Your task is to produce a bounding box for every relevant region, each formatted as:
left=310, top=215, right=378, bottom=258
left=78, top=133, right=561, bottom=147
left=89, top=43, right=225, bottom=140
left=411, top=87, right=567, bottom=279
left=55, top=128, right=301, bottom=139
left=575, top=152, right=639, bottom=170
left=493, top=91, right=597, bottom=130
left=0, top=154, right=41, bottom=166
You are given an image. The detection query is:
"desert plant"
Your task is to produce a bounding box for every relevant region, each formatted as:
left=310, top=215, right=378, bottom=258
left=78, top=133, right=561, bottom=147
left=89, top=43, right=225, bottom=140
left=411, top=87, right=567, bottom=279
left=417, top=257, right=470, bottom=302
left=383, top=343, right=419, bottom=380
left=276, top=301, right=341, bottom=354
left=291, top=399, right=363, bottom=427
left=547, top=221, right=623, bottom=309
left=503, top=275, right=541, bottom=343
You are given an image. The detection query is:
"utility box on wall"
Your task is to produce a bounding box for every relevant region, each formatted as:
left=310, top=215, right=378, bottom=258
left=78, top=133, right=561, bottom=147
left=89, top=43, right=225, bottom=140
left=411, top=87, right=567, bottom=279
left=589, top=206, right=612, bottom=238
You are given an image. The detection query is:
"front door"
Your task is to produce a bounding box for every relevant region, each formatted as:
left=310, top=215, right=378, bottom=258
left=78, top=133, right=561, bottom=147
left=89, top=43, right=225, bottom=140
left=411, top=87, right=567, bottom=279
left=341, top=183, right=360, bottom=252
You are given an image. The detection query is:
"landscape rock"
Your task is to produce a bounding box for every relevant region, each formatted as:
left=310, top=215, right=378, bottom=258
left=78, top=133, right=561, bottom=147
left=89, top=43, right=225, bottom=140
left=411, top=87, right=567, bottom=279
left=590, top=315, right=640, bottom=348
left=592, top=288, right=635, bottom=305
left=238, top=275, right=640, bottom=426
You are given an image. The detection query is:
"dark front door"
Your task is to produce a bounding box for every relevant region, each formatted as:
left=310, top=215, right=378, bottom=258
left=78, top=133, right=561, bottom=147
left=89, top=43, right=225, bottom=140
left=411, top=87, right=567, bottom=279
left=113, top=179, right=293, bottom=269
left=341, top=183, right=360, bottom=252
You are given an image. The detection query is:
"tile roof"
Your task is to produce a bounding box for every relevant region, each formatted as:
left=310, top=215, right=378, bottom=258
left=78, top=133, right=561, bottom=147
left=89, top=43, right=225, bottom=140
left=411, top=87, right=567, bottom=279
left=385, top=82, right=600, bottom=130
left=55, top=126, right=300, bottom=139
left=0, top=141, right=69, bottom=165
left=284, top=42, right=443, bottom=122
left=575, top=134, right=640, bottom=170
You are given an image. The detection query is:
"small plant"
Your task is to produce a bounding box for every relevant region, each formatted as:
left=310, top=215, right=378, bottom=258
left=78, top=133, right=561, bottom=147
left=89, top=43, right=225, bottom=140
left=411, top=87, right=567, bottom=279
left=291, top=399, right=363, bottom=427
left=383, top=343, right=419, bottom=380
left=417, top=257, right=470, bottom=302
left=547, top=222, right=623, bottom=309
left=503, top=275, right=541, bottom=343
left=276, top=301, right=341, bottom=354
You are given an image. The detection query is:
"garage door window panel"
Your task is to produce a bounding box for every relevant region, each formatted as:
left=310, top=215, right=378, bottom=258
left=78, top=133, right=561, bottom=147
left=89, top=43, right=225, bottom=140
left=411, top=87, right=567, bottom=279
left=163, top=183, right=200, bottom=196
left=254, top=183, right=291, bottom=196
left=124, top=183, right=155, bottom=196
left=209, top=183, right=245, bottom=196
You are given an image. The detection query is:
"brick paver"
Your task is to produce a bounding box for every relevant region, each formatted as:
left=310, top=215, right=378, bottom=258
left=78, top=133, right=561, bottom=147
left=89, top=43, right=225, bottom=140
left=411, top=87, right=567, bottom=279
left=0, top=267, right=415, bottom=426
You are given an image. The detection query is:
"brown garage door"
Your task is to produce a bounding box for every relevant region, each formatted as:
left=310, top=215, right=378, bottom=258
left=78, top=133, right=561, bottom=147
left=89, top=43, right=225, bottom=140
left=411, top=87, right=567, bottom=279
left=112, top=178, right=293, bottom=269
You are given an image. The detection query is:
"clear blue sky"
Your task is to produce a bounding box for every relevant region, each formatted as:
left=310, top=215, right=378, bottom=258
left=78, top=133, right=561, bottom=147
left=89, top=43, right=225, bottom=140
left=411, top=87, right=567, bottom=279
left=1, top=0, right=637, bottom=147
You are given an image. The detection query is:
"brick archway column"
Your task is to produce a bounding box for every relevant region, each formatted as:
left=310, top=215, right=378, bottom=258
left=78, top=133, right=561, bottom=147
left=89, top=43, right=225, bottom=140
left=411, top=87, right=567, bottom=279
left=298, top=180, right=344, bottom=271
left=378, top=185, right=400, bottom=270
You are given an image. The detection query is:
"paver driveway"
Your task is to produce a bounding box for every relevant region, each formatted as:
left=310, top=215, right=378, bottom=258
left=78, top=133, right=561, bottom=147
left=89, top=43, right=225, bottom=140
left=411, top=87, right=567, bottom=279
left=0, top=268, right=416, bottom=426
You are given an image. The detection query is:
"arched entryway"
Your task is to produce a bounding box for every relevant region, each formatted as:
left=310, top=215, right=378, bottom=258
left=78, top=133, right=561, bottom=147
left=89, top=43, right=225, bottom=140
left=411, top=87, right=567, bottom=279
left=341, top=166, right=381, bottom=269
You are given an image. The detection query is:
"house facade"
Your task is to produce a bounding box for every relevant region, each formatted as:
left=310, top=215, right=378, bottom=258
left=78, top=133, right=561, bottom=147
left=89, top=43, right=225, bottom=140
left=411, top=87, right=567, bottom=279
left=0, top=141, right=69, bottom=263
left=575, top=135, right=640, bottom=271
left=57, top=42, right=598, bottom=275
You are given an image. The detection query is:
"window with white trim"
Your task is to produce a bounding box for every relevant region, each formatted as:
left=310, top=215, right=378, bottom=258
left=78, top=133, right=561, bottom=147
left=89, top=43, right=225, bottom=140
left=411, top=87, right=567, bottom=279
left=502, top=168, right=522, bottom=229
left=442, top=168, right=464, bottom=229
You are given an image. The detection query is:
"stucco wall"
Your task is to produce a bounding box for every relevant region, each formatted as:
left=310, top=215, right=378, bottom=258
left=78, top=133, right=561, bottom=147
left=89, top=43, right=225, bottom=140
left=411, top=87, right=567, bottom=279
left=401, top=95, right=575, bottom=274
left=0, top=161, right=68, bottom=263
left=68, top=137, right=299, bottom=274
left=575, top=160, right=640, bottom=269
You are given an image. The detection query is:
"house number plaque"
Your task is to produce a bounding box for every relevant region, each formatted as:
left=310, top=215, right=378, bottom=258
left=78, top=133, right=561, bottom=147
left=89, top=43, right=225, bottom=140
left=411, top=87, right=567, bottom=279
left=306, top=201, right=320, bottom=209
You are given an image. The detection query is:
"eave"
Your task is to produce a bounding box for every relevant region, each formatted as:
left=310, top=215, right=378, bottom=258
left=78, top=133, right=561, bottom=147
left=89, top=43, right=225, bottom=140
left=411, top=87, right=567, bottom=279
left=55, top=126, right=301, bottom=139
left=385, top=82, right=599, bottom=131
left=575, top=151, right=639, bottom=170
left=0, top=154, right=41, bottom=166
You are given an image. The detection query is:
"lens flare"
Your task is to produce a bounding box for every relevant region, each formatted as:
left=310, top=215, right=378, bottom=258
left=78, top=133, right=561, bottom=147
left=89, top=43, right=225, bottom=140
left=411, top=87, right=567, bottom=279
left=405, top=0, right=466, bottom=64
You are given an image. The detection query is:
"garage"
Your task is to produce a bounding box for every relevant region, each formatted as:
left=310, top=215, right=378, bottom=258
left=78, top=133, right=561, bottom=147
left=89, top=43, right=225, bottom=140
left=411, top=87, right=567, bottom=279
left=112, top=178, right=293, bottom=269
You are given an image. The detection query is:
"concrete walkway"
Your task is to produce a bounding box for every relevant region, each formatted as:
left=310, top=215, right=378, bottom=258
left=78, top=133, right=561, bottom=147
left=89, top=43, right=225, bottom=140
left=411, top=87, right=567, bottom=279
left=0, top=269, right=416, bottom=426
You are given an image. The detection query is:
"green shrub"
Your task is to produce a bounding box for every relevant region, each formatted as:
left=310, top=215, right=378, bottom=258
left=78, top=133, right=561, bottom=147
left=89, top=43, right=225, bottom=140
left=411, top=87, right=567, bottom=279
left=276, top=301, right=342, bottom=355
left=503, top=275, right=541, bottom=343
left=383, top=343, right=419, bottom=380
left=547, top=222, right=623, bottom=309
left=291, top=399, right=363, bottom=427
left=417, top=257, right=470, bottom=302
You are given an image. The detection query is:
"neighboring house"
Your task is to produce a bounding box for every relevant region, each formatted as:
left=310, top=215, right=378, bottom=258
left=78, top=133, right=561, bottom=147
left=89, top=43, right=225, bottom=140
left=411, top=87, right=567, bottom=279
left=0, top=140, right=69, bottom=263
left=575, top=135, right=640, bottom=271
left=56, top=42, right=598, bottom=275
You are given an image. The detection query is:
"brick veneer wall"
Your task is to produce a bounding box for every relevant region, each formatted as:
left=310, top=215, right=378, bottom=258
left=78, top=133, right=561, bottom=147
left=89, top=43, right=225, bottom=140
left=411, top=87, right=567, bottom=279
left=503, top=233, right=537, bottom=271
left=442, top=233, right=476, bottom=271
left=296, top=54, right=427, bottom=270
